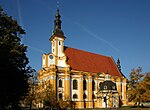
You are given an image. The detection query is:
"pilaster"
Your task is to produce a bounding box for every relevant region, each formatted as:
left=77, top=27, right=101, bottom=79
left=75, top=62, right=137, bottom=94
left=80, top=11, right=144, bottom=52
left=79, top=74, right=84, bottom=108
left=122, top=78, right=127, bottom=105
left=87, top=75, right=92, bottom=108
left=64, top=67, right=70, bottom=100
left=49, top=65, right=57, bottom=92
left=116, top=78, right=121, bottom=94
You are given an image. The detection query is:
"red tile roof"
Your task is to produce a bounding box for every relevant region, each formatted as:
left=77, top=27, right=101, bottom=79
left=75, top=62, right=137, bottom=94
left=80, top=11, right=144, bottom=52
left=64, top=47, right=122, bottom=77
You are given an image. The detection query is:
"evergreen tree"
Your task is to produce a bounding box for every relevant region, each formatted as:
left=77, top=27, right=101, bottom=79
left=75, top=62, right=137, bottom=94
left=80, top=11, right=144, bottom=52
left=0, top=6, right=30, bottom=109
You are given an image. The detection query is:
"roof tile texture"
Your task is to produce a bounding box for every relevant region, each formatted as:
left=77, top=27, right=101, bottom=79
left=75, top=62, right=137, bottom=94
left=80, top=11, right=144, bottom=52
left=64, top=47, right=122, bottom=77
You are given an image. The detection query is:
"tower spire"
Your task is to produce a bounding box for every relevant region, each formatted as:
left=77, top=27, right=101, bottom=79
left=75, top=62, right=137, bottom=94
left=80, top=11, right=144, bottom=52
left=51, top=8, right=65, bottom=38
left=54, top=9, right=61, bottom=29
left=117, top=58, right=121, bottom=72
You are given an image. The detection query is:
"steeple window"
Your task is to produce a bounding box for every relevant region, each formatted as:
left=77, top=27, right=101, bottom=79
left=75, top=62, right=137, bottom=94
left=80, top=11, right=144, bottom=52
left=59, top=41, right=61, bottom=45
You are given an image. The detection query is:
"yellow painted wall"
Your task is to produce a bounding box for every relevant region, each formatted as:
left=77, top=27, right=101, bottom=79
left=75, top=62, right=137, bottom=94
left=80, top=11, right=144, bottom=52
left=38, top=68, right=127, bottom=108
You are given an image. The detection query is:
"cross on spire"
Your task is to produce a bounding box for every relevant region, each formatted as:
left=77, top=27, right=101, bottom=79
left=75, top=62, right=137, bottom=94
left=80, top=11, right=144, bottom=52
left=57, top=1, right=59, bottom=9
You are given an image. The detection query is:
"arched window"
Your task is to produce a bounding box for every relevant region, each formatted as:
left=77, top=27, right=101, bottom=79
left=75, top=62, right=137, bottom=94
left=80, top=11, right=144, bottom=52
left=73, top=79, right=78, bottom=90
left=99, top=82, right=102, bottom=88
left=59, top=93, right=62, bottom=99
left=121, top=83, right=123, bottom=99
left=59, top=41, right=61, bottom=45
left=92, top=80, right=95, bottom=91
left=83, top=93, right=87, bottom=99
left=83, top=79, right=86, bottom=90
left=92, top=94, right=96, bottom=99
left=59, top=79, right=62, bottom=87
left=121, top=79, right=123, bottom=92
left=73, top=94, right=78, bottom=99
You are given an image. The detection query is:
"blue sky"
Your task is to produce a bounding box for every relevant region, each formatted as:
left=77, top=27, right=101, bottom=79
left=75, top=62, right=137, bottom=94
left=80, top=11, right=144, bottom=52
left=0, top=0, right=150, bottom=78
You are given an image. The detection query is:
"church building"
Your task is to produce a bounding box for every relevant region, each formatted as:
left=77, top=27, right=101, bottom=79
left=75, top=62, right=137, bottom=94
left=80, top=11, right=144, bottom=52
left=38, top=9, right=127, bottom=109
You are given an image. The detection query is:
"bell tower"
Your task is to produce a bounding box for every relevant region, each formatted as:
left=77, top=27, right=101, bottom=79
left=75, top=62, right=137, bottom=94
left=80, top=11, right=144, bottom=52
left=48, top=9, right=68, bottom=67
left=50, top=9, right=66, bottom=58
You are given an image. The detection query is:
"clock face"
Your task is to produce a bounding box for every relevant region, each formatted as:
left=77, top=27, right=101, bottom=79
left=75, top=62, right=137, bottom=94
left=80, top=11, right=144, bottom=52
left=49, top=55, right=53, bottom=59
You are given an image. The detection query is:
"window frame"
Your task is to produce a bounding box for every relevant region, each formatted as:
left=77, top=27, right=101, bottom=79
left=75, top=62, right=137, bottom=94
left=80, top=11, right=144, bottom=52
left=73, top=79, right=78, bottom=90
left=73, top=94, right=78, bottom=99
left=59, top=79, right=62, bottom=87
